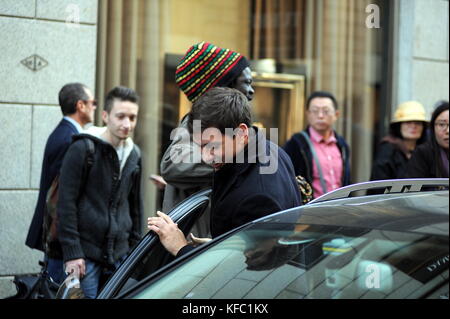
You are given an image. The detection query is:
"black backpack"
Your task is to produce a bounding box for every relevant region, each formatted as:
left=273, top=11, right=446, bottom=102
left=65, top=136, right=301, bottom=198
left=43, top=138, right=95, bottom=259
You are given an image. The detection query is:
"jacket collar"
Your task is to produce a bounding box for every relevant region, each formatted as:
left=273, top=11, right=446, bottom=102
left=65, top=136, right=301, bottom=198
left=75, top=126, right=136, bottom=174
left=308, top=126, right=337, bottom=144
left=63, top=116, right=84, bottom=133
left=62, top=117, right=82, bottom=133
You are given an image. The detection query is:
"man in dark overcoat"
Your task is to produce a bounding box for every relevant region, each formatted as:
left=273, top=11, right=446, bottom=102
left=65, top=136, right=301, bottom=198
left=25, top=82, right=96, bottom=283
left=148, top=87, right=301, bottom=257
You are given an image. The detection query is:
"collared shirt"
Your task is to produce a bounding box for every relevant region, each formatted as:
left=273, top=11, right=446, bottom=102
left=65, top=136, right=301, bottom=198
left=309, top=127, right=343, bottom=198
left=63, top=116, right=84, bottom=133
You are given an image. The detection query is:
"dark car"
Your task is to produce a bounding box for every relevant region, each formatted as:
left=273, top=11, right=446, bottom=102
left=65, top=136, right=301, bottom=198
left=73, top=179, right=449, bottom=299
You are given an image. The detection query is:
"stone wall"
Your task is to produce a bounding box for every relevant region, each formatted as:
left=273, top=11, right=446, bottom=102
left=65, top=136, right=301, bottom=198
left=0, top=0, right=97, bottom=298
left=393, top=0, right=449, bottom=117
left=411, top=0, right=449, bottom=114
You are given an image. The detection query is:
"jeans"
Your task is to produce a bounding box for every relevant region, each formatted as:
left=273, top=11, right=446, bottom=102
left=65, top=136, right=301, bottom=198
left=81, top=256, right=126, bottom=299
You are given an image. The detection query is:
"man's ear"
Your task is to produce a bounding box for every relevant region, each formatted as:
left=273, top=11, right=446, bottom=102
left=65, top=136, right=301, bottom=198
left=102, top=110, right=109, bottom=124
left=237, top=123, right=249, bottom=142
left=334, top=109, right=340, bottom=119
left=75, top=100, right=85, bottom=113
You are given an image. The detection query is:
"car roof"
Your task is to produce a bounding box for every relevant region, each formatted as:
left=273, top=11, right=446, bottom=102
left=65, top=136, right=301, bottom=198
left=256, top=191, right=449, bottom=237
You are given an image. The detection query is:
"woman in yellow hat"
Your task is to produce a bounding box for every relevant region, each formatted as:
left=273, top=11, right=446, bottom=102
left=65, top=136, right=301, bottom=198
left=371, top=101, right=428, bottom=181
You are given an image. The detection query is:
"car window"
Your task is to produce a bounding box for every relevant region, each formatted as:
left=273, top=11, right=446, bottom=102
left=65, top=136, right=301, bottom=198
left=124, top=201, right=210, bottom=284
left=98, top=194, right=211, bottom=299
left=127, top=223, right=449, bottom=299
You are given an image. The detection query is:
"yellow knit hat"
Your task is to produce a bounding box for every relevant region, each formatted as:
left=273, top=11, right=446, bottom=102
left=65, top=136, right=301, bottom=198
left=392, top=101, right=428, bottom=123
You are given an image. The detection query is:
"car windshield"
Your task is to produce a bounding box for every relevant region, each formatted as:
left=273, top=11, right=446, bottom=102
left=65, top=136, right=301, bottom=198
left=130, top=223, right=449, bottom=299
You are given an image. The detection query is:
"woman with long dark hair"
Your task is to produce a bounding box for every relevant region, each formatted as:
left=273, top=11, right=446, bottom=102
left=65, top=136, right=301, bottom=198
left=406, top=101, right=449, bottom=178
left=371, top=101, right=428, bottom=181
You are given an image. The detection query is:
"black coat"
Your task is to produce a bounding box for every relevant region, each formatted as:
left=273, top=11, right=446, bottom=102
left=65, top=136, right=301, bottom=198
left=25, top=119, right=79, bottom=251
left=210, top=128, right=301, bottom=238
left=370, top=141, right=409, bottom=180
left=282, top=128, right=351, bottom=188
left=57, top=134, right=143, bottom=266
left=406, top=142, right=449, bottom=178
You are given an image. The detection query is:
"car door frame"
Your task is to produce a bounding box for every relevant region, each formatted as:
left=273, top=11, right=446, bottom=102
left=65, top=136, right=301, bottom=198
left=97, top=189, right=212, bottom=299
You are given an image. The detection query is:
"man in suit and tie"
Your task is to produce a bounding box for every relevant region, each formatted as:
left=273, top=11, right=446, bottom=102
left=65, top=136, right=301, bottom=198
left=25, top=82, right=96, bottom=284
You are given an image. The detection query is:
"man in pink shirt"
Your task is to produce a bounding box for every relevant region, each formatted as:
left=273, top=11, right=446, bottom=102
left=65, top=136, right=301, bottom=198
left=283, top=91, right=351, bottom=199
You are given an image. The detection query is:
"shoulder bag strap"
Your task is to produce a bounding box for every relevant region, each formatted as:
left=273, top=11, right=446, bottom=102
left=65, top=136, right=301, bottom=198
left=300, top=131, right=328, bottom=194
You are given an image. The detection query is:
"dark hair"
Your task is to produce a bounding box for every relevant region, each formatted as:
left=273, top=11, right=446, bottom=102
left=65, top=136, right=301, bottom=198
left=58, top=83, right=89, bottom=115
left=427, top=101, right=449, bottom=177
left=430, top=101, right=449, bottom=139
left=188, top=87, right=252, bottom=135
left=306, top=91, right=338, bottom=110
left=104, top=86, right=139, bottom=113
left=389, top=121, right=428, bottom=145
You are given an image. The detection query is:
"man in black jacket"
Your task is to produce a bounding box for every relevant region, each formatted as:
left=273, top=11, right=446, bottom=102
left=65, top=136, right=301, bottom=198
left=148, top=87, right=301, bottom=257
left=25, top=82, right=96, bottom=284
left=57, top=86, right=143, bottom=298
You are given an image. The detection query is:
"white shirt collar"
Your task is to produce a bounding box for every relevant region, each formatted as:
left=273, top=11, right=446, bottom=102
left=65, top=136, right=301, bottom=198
left=63, top=116, right=84, bottom=133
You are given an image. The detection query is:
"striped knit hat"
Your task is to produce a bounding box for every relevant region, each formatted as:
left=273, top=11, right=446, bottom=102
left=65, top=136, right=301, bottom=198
left=175, top=42, right=250, bottom=102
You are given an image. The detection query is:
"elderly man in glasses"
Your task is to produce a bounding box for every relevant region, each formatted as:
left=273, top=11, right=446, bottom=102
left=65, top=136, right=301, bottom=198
left=283, top=91, right=351, bottom=199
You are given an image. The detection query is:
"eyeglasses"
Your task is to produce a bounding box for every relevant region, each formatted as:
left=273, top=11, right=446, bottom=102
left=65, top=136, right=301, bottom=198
left=309, top=108, right=335, bottom=116
left=435, top=121, right=449, bottom=131
left=83, top=99, right=97, bottom=107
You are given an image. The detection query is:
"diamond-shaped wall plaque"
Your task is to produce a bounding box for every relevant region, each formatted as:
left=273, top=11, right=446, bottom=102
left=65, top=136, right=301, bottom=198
left=21, top=54, right=48, bottom=72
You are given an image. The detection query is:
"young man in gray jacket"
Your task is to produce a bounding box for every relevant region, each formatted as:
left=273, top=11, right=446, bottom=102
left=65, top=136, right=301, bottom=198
left=57, top=86, right=143, bottom=298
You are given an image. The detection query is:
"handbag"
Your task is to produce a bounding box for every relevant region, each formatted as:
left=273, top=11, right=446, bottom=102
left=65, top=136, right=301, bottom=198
left=296, top=175, right=313, bottom=204
left=6, top=261, right=60, bottom=299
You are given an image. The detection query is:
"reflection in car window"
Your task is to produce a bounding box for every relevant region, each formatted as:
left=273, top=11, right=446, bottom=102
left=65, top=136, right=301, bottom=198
left=114, top=201, right=210, bottom=297
left=130, top=223, right=449, bottom=299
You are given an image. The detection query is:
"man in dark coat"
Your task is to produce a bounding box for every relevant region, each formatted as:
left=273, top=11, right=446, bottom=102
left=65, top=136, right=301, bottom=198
left=148, top=87, right=301, bottom=257
left=25, top=82, right=96, bottom=283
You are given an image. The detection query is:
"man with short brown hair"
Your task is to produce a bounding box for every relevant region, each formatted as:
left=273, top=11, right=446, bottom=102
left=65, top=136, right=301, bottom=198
left=57, top=86, right=143, bottom=298
left=149, top=87, right=301, bottom=257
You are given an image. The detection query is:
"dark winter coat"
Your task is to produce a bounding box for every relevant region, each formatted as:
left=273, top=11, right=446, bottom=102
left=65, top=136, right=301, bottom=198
left=26, top=119, right=79, bottom=251
left=406, top=142, right=449, bottom=178
left=177, top=128, right=301, bottom=257
left=210, top=128, right=301, bottom=238
left=57, top=133, right=142, bottom=266
left=370, top=136, right=411, bottom=180
left=282, top=127, right=351, bottom=191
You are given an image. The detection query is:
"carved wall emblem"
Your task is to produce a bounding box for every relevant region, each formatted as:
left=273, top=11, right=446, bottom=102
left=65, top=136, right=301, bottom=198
left=21, top=55, right=48, bottom=72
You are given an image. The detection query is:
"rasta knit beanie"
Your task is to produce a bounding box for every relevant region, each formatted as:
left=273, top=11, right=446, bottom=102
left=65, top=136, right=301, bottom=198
left=175, top=41, right=250, bottom=102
